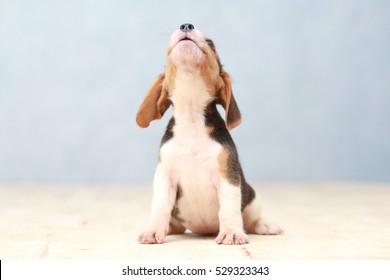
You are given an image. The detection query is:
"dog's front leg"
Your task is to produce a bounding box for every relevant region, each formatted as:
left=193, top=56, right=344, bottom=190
left=138, top=164, right=175, bottom=244
left=216, top=179, right=249, bottom=245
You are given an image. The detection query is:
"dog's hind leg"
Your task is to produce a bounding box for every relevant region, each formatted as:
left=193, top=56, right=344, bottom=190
left=243, top=195, right=284, bottom=235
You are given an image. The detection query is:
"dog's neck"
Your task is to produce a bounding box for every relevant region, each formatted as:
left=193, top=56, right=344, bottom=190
left=170, top=71, right=214, bottom=132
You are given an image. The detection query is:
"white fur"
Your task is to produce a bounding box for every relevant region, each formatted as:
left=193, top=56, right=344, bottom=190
left=170, top=41, right=204, bottom=67
left=216, top=179, right=249, bottom=244
left=160, top=71, right=222, bottom=234
left=138, top=163, right=176, bottom=244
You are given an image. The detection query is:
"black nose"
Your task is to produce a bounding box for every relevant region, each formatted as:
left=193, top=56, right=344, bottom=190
left=180, top=23, right=194, bottom=33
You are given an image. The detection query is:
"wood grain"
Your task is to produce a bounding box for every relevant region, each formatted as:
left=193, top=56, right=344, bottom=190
left=0, top=183, right=389, bottom=259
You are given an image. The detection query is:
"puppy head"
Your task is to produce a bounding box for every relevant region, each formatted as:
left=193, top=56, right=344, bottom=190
left=136, top=24, right=241, bottom=130
left=167, top=23, right=218, bottom=71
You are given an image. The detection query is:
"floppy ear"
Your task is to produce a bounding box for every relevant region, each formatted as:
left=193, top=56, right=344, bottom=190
left=136, top=74, right=171, bottom=128
left=217, top=70, right=242, bottom=130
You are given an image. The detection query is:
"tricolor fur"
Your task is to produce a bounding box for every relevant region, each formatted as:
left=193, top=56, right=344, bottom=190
left=136, top=24, right=283, bottom=245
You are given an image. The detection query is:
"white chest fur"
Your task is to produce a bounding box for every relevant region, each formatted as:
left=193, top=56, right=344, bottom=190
left=159, top=72, right=222, bottom=233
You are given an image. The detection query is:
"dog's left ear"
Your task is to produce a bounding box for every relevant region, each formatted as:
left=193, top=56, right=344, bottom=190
left=217, top=70, right=242, bottom=130
left=136, top=74, right=171, bottom=128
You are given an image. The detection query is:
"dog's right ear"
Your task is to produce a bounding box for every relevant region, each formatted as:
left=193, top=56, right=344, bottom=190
left=136, top=74, right=171, bottom=128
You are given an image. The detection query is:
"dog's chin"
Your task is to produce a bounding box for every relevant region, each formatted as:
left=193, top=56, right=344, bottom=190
left=170, top=41, right=204, bottom=68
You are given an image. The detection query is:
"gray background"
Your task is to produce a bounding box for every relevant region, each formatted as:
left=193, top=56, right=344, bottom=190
left=1, top=0, right=389, bottom=183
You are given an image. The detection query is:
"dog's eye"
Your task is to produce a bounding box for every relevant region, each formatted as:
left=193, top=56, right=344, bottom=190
left=206, top=39, right=215, bottom=51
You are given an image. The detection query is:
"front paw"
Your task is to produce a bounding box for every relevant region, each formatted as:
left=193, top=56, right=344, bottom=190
left=138, top=227, right=167, bottom=244
left=216, top=230, right=249, bottom=245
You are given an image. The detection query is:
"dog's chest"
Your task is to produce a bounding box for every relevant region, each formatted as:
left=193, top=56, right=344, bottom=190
left=161, top=73, right=222, bottom=185
left=162, top=122, right=221, bottom=182
left=161, top=123, right=222, bottom=233
left=158, top=73, right=223, bottom=232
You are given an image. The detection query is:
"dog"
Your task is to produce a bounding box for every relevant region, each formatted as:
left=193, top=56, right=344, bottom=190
left=136, top=24, right=283, bottom=245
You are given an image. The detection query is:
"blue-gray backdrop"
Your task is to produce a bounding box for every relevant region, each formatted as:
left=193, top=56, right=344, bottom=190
left=1, top=0, right=389, bottom=182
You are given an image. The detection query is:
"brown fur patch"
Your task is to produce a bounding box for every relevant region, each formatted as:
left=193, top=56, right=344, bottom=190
left=218, top=149, right=229, bottom=181
left=205, top=125, right=214, bottom=136
left=165, top=61, right=177, bottom=92
left=218, top=148, right=241, bottom=186
left=199, top=57, right=220, bottom=94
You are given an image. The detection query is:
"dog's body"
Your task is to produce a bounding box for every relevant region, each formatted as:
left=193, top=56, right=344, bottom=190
left=136, top=24, right=283, bottom=244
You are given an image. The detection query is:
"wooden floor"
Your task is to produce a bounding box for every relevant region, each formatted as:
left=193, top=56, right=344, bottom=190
left=0, top=183, right=389, bottom=259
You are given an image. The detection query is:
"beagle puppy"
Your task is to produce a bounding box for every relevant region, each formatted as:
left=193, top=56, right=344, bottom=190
left=136, top=24, right=283, bottom=245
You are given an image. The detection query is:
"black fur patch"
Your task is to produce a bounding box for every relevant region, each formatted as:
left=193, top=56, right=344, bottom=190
left=160, top=117, right=175, bottom=146
left=204, top=102, right=255, bottom=210
left=205, top=39, right=216, bottom=51
left=171, top=206, right=185, bottom=223
left=204, top=102, right=233, bottom=146
left=176, top=184, right=183, bottom=200
left=171, top=184, right=185, bottom=223
left=241, top=182, right=256, bottom=211
left=205, top=39, right=222, bottom=70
